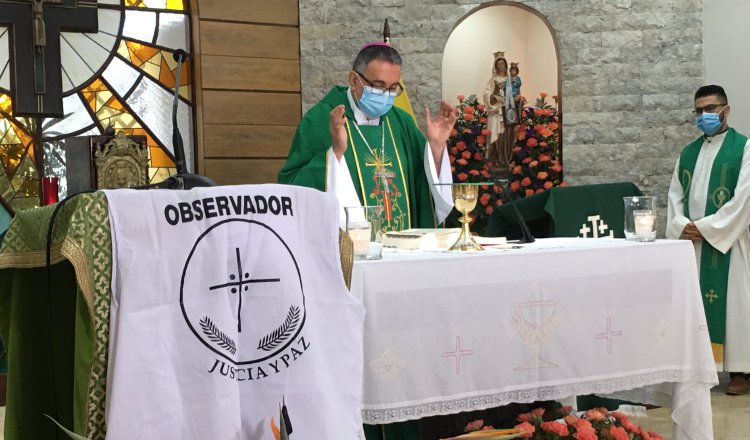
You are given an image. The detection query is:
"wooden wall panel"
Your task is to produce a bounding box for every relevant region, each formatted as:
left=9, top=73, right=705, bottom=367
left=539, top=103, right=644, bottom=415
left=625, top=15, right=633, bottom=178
left=202, top=91, right=301, bottom=125
left=204, top=159, right=286, bottom=185
left=193, top=0, right=300, bottom=184
left=201, top=56, right=300, bottom=91
left=200, top=22, right=299, bottom=59
left=198, top=0, right=299, bottom=26
left=203, top=125, right=295, bottom=158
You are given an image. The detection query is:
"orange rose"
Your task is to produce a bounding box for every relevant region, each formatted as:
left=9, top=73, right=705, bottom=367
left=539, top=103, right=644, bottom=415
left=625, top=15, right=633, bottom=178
left=481, top=129, right=491, bottom=136
left=541, top=129, right=553, bottom=138
left=476, top=104, right=485, bottom=112
left=463, top=128, right=472, bottom=133
left=476, top=135, right=486, bottom=145
left=512, top=146, right=522, bottom=153
left=540, top=92, right=548, bottom=98
left=525, top=189, right=535, bottom=197
left=462, top=150, right=471, bottom=160
left=457, top=141, right=467, bottom=151
left=450, top=147, right=458, bottom=155
left=552, top=95, right=558, bottom=101
left=479, top=117, right=487, bottom=124
left=535, top=188, right=544, bottom=194
left=457, top=172, right=468, bottom=181
left=534, top=124, right=545, bottom=133
left=543, top=108, right=553, bottom=116
left=560, top=181, right=569, bottom=187
left=480, top=170, right=490, bottom=178
left=469, top=169, right=480, bottom=176
left=510, top=181, right=520, bottom=191
left=539, top=154, right=551, bottom=162
left=479, top=193, right=491, bottom=205
left=512, top=166, right=522, bottom=174
left=457, top=94, right=465, bottom=102
left=537, top=171, right=548, bottom=179
left=534, top=109, right=544, bottom=116
left=548, top=122, right=559, bottom=131
left=517, top=131, right=527, bottom=141
left=539, top=142, right=548, bottom=147
left=522, top=157, right=532, bottom=164
left=527, top=138, right=538, bottom=147
left=514, top=422, right=534, bottom=438
left=464, top=113, right=475, bottom=121
left=457, top=159, right=468, bottom=166
left=521, top=177, right=531, bottom=187
left=530, top=160, right=539, bottom=168
left=474, top=152, right=482, bottom=160
left=465, top=106, right=474, bottom=114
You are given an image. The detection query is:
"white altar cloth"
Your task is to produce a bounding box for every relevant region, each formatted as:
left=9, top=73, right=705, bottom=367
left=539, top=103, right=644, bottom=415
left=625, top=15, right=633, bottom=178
left=352, top=238, right=718, bottom=440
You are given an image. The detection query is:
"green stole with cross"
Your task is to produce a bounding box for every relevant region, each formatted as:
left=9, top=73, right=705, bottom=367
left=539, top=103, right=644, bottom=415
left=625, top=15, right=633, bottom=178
left=344, top=117, right=411, bottom=232
left=679, top=127, right=747, bottom=351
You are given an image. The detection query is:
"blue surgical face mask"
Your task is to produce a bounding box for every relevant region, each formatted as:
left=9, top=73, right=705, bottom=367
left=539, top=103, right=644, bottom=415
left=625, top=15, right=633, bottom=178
left=357, top=86, right=395, bottom=118
left=695, top=109, right=724, bottom=135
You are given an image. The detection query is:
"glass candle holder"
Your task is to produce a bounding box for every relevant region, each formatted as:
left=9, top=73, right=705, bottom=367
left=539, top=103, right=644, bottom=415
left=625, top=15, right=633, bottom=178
left=623, top=196, right=655, bottom=241
left=42, top=176, right=59, bottom=205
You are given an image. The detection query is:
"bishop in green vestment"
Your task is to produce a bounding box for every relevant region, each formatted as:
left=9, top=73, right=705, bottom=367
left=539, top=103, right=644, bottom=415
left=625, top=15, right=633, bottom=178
left=278, top=43, right=456, bottom=231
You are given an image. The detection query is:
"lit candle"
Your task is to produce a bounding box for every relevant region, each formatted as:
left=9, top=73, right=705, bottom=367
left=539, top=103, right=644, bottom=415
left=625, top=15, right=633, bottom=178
left=634, top=210, right=655, bottom=240
left=347, top=222, right=371, bottom=259
left=42, top=176, right=59, bottom=205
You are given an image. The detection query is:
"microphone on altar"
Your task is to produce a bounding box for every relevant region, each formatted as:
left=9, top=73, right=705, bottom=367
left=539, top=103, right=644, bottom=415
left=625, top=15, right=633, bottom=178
left=494, top=179, right=535, bottom=244
left=154, top=49, right=216, bottom=189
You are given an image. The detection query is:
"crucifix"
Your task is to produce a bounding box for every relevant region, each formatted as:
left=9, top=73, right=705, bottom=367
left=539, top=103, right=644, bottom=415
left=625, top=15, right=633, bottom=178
left=0, top=0, right=98, bottom=116
left=209, top=248, right=281, bottom=333
left=366, top=159, right=395, bottom=222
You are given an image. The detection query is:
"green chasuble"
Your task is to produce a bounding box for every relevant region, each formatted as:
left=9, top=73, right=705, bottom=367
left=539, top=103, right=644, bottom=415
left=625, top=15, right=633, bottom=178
left=679, top=128, right=747, bottom=349
left=278, top=86, right=437, bottom=231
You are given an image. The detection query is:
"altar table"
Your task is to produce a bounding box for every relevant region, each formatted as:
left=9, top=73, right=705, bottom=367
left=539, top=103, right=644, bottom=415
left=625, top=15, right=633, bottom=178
left=353, top=238, right=717, bottom=440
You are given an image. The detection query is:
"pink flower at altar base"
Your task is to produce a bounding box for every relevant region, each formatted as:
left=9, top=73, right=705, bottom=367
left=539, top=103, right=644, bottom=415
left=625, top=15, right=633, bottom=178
left=450, top=166, right=455, bottom=173
left=510, top=181, right=520, bottom=191
left=465, top=106, right=474, bottom=114
left=480, top=170, right=490, bottom=178
left=527, top=138, right=538, bottom=147
left=457, top=159, right=468, bottom=166
left=521, top=177, right=531, bottom=187
left=512, top=146, right=522, bottom=153
left=457, top=172, right=468, bottom=181
left=522, top=157, right=532, bottom=164
left=469, top=170, right=480, bottom=176
left=457, top=94, right=465, bottom=102
left=540, top=421, right=568, bottom=436
left=479, top=116, right=487, bottom=124
left=543, top=181, right=553, bottom=189
left=648, top=432, right=664, bottom=440
left=477, top=104, right=485, bottom=112
left=573, top=432, right=598, bottom=440
left=517, top=413, right=532, bottom=423
left=514, top=422, right=534, bottom=438
left=525, top=189, right=534, bottom=198
left=457, top=141, right=467, bottom=151
left=517, top=131, right=527, bottom=141
left=537, top=171, right=548, bottom=180
left=560, top=181, right=569, bottom=187
left=534, top=108, right=544, bottom=116
left=464, top=113, right=475, bottom=121
left=540, top=92, right=548, bottom=99
left=539, top=154, right=551, bottom=162
left=610, top=426, right=630, bottom=440
left=474, top=152, right=482, bottom=160
left=535, top=188, right=543, bottom=194
left=512, top=165, right=522, bottom=175
left=529, top=160, right=539, bottom=168
left=585, top=409, right=605, bottom=421
left=476, top=135, right=486, bottom=145
left=534, top=124, right=545, bottom=133
left=548, top=122, right=559, bottom=131
left=463, top=128, right=472, bottom=133
left=464, top=419, right=484, bottom=432
left=482, top=128, right=491, bottom=136
left=479, top=193, right=491, bottom=206
left=462, top=150, right=472, bottom=160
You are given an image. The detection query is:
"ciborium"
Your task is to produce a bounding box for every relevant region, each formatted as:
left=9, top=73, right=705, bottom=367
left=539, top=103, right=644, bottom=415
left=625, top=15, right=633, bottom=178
left=449, top=183, right=483, bottom=251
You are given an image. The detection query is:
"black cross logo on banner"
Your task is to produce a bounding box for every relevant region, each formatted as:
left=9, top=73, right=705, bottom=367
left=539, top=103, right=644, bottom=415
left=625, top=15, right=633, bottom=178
left=209, top=247, right=281, bottom=333
left=0, top=0, right=98, bottom=116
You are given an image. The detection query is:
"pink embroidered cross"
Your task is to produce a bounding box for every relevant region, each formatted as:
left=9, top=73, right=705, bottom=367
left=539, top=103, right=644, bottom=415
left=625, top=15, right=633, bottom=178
left=442, top=336, right=474, bottom=375
left=596, top=316, right=622, bottom=355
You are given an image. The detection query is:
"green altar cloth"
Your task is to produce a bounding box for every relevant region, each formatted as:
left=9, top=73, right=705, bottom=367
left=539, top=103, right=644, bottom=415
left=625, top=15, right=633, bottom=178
left=0, top=193, right=112, bottom=440
left=486, top=182, right=643, bottom=239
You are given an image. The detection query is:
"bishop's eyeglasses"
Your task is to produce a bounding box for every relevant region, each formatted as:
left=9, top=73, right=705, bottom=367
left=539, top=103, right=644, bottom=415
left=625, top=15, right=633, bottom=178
left=355, top=71, right=404, bottom=97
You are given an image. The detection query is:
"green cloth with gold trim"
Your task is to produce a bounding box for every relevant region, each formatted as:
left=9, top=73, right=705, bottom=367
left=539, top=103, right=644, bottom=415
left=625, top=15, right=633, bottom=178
left=678, top=127, right=747, bottom=345
left=278, top=86, right=436, bottom=231
left=0, top=193, right=112, bottom=440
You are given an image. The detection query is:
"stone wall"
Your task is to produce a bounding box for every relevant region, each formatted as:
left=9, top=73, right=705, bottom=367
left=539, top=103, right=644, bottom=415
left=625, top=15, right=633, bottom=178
left=299, top=0, right=704, bottom=232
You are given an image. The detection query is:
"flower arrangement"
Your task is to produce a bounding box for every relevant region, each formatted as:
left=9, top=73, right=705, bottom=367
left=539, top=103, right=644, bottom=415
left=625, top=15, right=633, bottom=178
left=508, top=92, right=566, bottom=199
left=446, top=95, right=504, bottom=233
left=462, top=407, right=664, bottom=440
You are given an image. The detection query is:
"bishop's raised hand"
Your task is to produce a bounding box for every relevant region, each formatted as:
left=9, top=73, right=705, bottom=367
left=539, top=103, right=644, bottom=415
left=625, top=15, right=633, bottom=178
left=329, top=105, right=348, bottom=160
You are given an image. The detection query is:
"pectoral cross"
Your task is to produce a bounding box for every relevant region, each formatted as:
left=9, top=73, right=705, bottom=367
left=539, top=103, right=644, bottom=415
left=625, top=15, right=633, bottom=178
left=366, top=160, right=395, bottom=222
left=0, top=0, right=98, bottom=116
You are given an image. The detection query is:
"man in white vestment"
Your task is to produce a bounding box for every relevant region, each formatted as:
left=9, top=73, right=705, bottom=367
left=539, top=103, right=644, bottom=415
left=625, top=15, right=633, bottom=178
left=667, top=84, right=750, bottom=395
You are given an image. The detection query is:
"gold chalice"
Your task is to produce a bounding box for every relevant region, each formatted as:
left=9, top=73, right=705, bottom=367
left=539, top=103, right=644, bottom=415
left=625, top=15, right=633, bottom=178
left=449, top=183, right=483, bottom=251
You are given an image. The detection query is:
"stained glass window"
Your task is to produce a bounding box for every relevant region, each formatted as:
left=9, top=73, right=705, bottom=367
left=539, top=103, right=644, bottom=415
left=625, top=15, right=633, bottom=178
left=0, top=0, right=194, bottom=210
